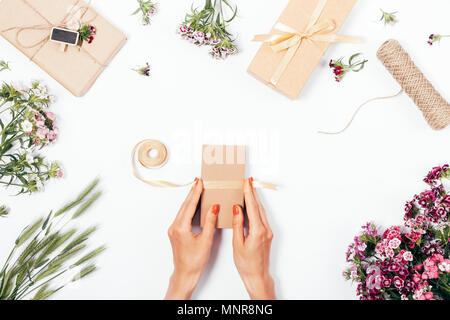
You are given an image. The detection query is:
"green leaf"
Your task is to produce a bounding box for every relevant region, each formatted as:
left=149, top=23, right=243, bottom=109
left=348, top=53, right=361, bottom=65
left=42, top=211, right=53, bottom=230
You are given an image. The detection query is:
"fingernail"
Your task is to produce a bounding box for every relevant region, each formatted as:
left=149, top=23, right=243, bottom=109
left=233, top=205, right=240, bottom=216
left=194, top=177, right=199, bottom=185
left=249, top=177, right=254, bottom=187
left=212, top=204, right=220, bottom=215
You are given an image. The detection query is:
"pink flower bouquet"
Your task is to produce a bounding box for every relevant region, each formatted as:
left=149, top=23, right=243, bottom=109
left=344, top=165, right=450, bottom=300
left=0, top=81, right=62, bottom=194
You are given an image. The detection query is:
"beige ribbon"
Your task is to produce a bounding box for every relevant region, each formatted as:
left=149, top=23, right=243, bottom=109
left=252, top=0, right=361, bottom=86
left=1, top=0, right=103, bottom=66
left=132, top=139, right=278, bottom=190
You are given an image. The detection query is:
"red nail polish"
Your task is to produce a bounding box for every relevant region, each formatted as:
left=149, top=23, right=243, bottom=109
left=233, top=205, right=240, bottom=216
left=212, top=204, right=220, bottom=215
left=194, top=177, right=199, bottom=184
left=249, top=177, right=254, bottom=187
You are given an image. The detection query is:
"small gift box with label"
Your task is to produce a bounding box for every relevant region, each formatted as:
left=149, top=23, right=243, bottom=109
left=0, top=0, right=127, bottom=97
left=248, top=0, right=359, bottom=99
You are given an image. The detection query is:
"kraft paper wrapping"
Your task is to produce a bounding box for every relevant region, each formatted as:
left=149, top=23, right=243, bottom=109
left=201, top=145, right=245, bottom=229
left=0, top=0, right=127, bottom=97
left=248, top=0, right=357, bottom=99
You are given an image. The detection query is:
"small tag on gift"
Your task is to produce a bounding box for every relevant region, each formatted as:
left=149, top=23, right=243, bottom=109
left=50, top=27, right=79, bottom=46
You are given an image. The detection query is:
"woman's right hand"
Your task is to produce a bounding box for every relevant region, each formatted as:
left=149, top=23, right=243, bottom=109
left=232, top=178, right=276, bottom=300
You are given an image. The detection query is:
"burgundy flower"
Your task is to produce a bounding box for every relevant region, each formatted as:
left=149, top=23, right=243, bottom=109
left=405, top=281, right=415, bottom=291
left=436, top=207, right=448, bottom=219
left=329, top=53, right=368, bottom=82
left=344, top=164, right=450, bottom=300
left=404, top=201, right=413, bottom=213
left=442, top=195, right=450, bottom=205
left=382, top=278, right=392, bottom=287
left=398, top=268, right=409, bottom=279
left=393, top=276, right=404, bottom=289
left=388, top=263, right=400, bottom=272
left=427, top=34, right=449, bottom=46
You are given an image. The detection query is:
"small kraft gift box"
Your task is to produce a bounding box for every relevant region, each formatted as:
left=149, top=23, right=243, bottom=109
left=0, top=0, right=127, bottom=97
left=201, top=145, right=246, bottom=229
left=248, top=0, right=359, bottom=99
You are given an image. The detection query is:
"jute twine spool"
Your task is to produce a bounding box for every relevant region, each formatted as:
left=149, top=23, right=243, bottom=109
left=319, top=39, right=450, bottom=134
left=377, top=39, right=450, bottom=130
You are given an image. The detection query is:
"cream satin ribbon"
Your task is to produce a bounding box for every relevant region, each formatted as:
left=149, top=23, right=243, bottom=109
left=252, top=0, right=361, bottom=86
left=1, top=0, right=103, bottom=65
left=131, top=139, right=278, bottom=190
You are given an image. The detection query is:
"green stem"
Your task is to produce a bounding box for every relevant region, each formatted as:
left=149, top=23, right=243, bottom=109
left=0, top=180, right=25, bottom=188
left=12, top=213, right=72, bottom=294
left=0, top=107, right=27, bottom=138
left=18, top=269, right=68, bottom=299
left=220, top=0, right=224, bottom=25
left=0, top=246, right=17, bottom=274
left=0, top=100, right=9, bottom=111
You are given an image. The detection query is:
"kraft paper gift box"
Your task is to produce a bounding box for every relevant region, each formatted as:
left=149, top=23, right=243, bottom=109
left=248, top=0, right=358, bottom=99
left=201, top=145, right=246, bottom=229
left=0, top=0, right=126, bottom=97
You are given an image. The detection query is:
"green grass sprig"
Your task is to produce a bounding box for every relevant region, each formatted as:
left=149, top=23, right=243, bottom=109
left=0, top=180, right=104, bottom=300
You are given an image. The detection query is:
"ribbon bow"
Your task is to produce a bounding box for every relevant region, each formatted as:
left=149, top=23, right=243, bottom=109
left=252, top=0, right=361, bottom=86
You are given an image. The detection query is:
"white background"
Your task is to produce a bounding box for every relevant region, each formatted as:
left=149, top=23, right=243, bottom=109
left=0, top=0, right=449, bottom=300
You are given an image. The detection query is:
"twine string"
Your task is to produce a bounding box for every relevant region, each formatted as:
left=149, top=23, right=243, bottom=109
left=0, top=0, right=105, bottom=66
left=318, top=89, right=404, bottom=135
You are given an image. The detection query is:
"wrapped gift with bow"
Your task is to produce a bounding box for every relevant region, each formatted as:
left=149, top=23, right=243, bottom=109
left=248, top=0, right=360, bottom=99
left=0, top=0, right=126, bottom=97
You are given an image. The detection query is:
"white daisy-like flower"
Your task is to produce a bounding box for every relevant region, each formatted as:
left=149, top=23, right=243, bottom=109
left=357, top=242, right=367, bottom=251
left=30, top=174, right=44, bottom=191
left=403, top=251, right=413, bottom=262
left=388, top=238, right=401, bottom=249
left=35, top=120, right=45, bottom=128
left=21, top=120, right=33, bottom=133
left=25, top=153, right=34, bottom=164
left=12, top=82, right=26, bottom=93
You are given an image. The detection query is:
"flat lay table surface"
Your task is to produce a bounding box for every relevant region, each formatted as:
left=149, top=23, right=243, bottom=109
left=0, top=0, right=449, bottom=299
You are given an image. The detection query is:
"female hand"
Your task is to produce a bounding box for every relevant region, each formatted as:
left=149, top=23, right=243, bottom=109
left=232, top=178, right=276, bottom=300
left=165, top=178, right=219, bottom=300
